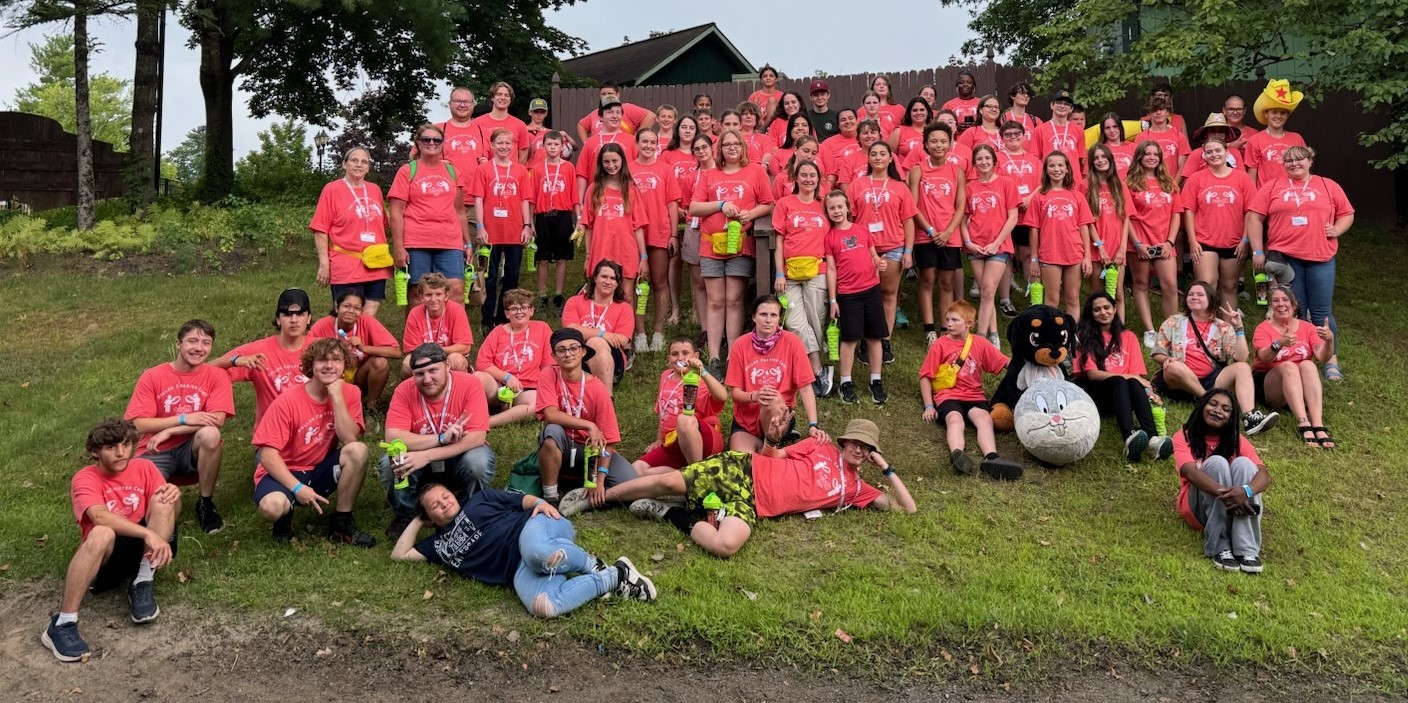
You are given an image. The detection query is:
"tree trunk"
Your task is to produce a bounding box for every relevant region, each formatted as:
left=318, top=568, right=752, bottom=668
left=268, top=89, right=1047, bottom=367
left=194, top=0, right=237, bottom=202
left=127, top=0, right=161, bottom=207
left=74, top=8, right=96, bottom=230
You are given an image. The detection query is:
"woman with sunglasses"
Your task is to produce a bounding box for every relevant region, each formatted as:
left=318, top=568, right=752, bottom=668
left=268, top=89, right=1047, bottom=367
left=389, top=123, right=471, bottom=307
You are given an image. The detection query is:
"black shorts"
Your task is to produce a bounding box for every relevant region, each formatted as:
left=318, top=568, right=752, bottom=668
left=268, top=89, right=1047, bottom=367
left=1203, top=245, right=1238, bottom=259
left=836, top=285, right=887, bottom=341
left=330, top=279, right=387, bottom=304
left=935, top=399, right=991, bottom=426
left=1252, top=370, right=1269, bottom=406
left=1152, top=366, right=1222, bottom=401
left=89, top=524, right=180, bottom=593
left=915, top=243, right=962, bottom=271
left=588, top=346, right=627, bottom=384
left=730, top=415, right=797, bottom=440
left=1010, top=225, right=1032, bottom=248
left=534, top=211, right=575, bottom=262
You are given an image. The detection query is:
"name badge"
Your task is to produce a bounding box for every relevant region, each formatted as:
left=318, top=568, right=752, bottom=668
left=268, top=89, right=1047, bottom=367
left=868, top=221, right=884, bottom=233
left=359, top=232, right=376, bottom=243
left=690, top=217, right=701, bottom=229
left=1017, top=185, right=1031, bottom=195
left=492, top=207, right=509, bottom=218
left=1291, top=216, right=1308, bottom=226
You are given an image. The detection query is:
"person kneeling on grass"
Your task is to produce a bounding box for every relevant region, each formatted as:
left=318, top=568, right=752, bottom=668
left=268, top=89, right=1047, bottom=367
left=632, top=336, right=728, bottom=473
left=560, top=417, right=916, bottom=558
left=391, top=483, right=657, bottom=617
left=43, top=419, right=179, bottom=663
left=1173, top=388, right=1272, bottom=574
left=918, top=300, right=1025, bottom=480
left=252, top=338, right=376, bottom=547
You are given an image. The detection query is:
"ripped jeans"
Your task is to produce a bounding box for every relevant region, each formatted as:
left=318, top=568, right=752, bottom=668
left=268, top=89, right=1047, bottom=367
left=512, top=514, right=617, bottom=618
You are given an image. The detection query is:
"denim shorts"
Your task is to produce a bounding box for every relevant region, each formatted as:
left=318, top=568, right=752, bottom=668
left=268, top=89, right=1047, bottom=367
left=968, top=252, right=1011, bottom=263
left=880, top=247, right=904, bottom=262
left=409, top=248, right=466, bottom=284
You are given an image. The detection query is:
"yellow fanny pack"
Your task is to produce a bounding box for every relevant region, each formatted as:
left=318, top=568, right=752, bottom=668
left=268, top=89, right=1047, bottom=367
left=785, top=256, right=821, bottom=280
left=931, top=333, right=973, bottom=390
left=333, top=242, right=394, bottom=270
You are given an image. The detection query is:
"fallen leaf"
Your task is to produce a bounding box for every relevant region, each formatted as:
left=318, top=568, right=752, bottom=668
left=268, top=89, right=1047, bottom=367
left=809, top=610, right=822, bottom=621
left=1226, top=584, right=1239, bottom=595
left=21, top=480, right=34, bottom=489
left=1285, top=579, right=1297, bottom=588
left=1038, top=540, right=1052, bottom=547
left=176, top=570, right=189, bottom=584
left=1228, top=611, right=1238, bottom=619
left=548, top=686, right=559, bottom=694
left=650, top=553, right=664, bottom=562
left=1360, top=541, right=1370, bottom=551
left=35, top=534, right=48, bottom=547
left=940, top=648, right=954, bottom=662
left=834, top=628, right=853, bottom=644
left=1038, top=515, right=1050, bottom=522
left=422, top=590, right=434, bottom=600
left=0, top=564, right=8, bottom=572
left=283, top=607, right=297, bottom=617
left=675, top=543, right=686, bottom=553
left=740, top=588, right=758, bottom=601
left=315, top=648, right=332, bottom=657
left=970, top=664, right=980, bottom=675
left=20, top=381, right=30, bottom=389
left=65, top=687, right=82, bottom=694
left=1143, top=593, right=1155, bottom=605
left=1287, top=646, right=1298, bottom=658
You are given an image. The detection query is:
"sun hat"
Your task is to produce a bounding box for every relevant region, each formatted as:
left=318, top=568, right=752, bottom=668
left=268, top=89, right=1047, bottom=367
left=1191, top=112, right=1242, bottom=147
left=1253, top=79, right=1303, bottom=126
left=837, top=419, right=882, bottom=453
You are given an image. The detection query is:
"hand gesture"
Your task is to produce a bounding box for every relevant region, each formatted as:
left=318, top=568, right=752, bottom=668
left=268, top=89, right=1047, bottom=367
left=531, top=499, right=561, bottom=519
left=238, top=353, right=269, bottom=371
left=316, top=261, right=330, bottom=287
left=1317, top=319, right=1333, bottom=341
left=325, top=377, right=347, bottom=399
left=763, top=412, right=792, bottom=446
left=1219, top=302, right=1244, bottom=330
left=294, top=486, right=330, bottom=514
left=142, top=531, right=173, bottom=569
left=1278, top=329, right=1298, bottom=350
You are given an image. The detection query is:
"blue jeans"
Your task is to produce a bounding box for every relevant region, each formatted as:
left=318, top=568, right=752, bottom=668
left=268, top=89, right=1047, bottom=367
left=377, top=444, right=496, bottom=519
left=408, top=248, right=466, bottom=284
left=512, top=515, right=617, bottom=618
left=484, top=244, right=525, bottom=325
left=1283, top=254, right=1338, bottom=355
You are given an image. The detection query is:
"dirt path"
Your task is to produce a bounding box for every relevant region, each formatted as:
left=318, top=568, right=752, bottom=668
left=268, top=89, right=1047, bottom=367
left=2, top=580, right=1393, bottom=703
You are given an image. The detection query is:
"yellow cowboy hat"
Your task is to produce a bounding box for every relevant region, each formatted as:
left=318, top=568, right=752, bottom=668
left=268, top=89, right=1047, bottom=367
left=1253, top=79, right=1304, bottom=126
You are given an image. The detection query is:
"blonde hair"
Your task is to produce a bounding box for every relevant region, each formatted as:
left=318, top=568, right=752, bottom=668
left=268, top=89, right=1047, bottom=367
left=717, top=128, right=750, bottom=167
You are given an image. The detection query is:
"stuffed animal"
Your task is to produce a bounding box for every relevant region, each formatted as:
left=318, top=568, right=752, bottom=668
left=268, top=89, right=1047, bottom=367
left=1013, top=378, right=1101, bottom=466
left=992, top=305, right=1074, bottom=431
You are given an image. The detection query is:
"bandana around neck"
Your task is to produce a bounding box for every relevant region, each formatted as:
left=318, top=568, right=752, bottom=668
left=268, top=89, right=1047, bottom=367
left=751, top=328, right=783, bottom=355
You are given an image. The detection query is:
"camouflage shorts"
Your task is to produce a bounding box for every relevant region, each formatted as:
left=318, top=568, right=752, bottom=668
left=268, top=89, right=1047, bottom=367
left=680, top=451, right=757, bottom=527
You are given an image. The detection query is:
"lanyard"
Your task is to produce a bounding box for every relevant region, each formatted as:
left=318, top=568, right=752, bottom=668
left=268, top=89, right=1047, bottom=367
left=1051, top=121, right=1071, bottom=149
left=867, top=176, right=889, bottom=220
left=423, top=309, right=445, bottom=343
left=342, top=178, right=372, bottom=231
left=833, top=449, right=861, bottom=513
left=546, top=162, right=564, bottom=199
left=418, top=373, right=454, bottom=435
left=491, top=162, right=512, bottom=204
left=559, top=373, right=587, bottom=418
left=1290, top=177, right=1317, bottom=209
left=503, top=326, right=522, bottom=370
left=658, top=373, right=686, bottom=418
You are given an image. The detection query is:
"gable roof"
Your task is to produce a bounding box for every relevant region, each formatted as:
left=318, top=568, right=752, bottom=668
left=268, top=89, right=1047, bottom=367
left=561, top=23, right=756, bottom=86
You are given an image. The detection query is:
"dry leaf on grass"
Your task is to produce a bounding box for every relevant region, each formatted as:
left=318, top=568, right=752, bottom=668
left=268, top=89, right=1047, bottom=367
left=834, top=629, right=852, bottom=644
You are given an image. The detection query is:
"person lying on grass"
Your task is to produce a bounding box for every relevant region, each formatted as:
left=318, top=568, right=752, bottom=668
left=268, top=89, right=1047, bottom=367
left=43, top=418, right=179, bottom=663
left=390, top=483, right=657, bottom=618
left=559, top=416, right=916, bottom=558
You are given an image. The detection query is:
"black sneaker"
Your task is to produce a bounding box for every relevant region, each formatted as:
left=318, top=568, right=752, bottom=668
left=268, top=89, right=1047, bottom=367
left=272, top=512, right=295, bottom=543
left=706, top=357, right=724, bottom=378
left=1212, top=550, right=1240, bottom=571
left=980, top=456, right=1024, bottom=481
left=385, top=514, right=414, bottom=541
left=613, top=557, right=658, bottom=602
left=1238, top=555, right=1264, bottom=574
left=328, top=513, right=377, bottom=549
left=552, top=294, right=565, bottom=310
left=998, top=299, right=1018, bottom=318
left=128, top=580, right=160, bottom=624
left=949, top=449, right=976, bottom=476
left=196, top=498, right=224, bottom=534
left=881, top=339, right=895, bottom=364
left=1243, top=410, right=1279, bottom=436
left=41, top=615, right=90, bottom=663
left=838, top=381, right=858, bottom=404
left=869, top=378, right=887, bottom=405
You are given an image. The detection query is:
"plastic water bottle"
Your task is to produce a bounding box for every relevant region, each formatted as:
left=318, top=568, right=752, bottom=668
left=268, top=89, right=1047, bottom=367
left=464, top=263, right=477, bottom=303
left=1029, top=281, right=1044, bottom=306
left=702, top=492, right=724, bottom=527
left=526, top=240, right=538, bottom=272
left=1151, top=404, right=1167, bottom=437
left=380, top=440, right=410, bottom=489
left=1103, top=265, right=1119, bottom=299
left=726, top=220, right=743, bottom=255
left=583, top=445, right=602, bottom=488
left=394, top=269, right=409, bottom=306
left=777, top=293, right=789, bottom=311
left=497, top=385, right=518, bottom=404
left=476, top=244, right=492, bottom=260
left=636, top=280, right=650, bottom=315
left=681, top=368, right=701, bottom=415
left=1254, top=273, right=1269, bottom=306
left=826, top=320, right=840, bottom=362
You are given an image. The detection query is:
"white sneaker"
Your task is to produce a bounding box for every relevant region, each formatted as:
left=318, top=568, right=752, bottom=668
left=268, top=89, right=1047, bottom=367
left=1146, top=435, right=1174, bottom=461
left=925, top=331, right=938, bottom=347
left=629, top=499, right=671, bottom=520
left=650, top=332, right=665, bottom=352
left=968, top=283, right=979, bottom=298
left=634, top=333, right=650, bottom=353
left=558, top=488, right=592, bottom=517
left=816, top=367, right=835, bottom=397
left=1143, top=330, right=1157, bottom=350
left=988, top=332, right=1001, bottom=349
left=613, top=557, right=658, bottom=602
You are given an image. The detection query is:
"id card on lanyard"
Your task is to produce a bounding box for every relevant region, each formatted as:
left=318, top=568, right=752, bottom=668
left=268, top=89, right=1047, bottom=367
left=344, top=178, right=376, bottom=243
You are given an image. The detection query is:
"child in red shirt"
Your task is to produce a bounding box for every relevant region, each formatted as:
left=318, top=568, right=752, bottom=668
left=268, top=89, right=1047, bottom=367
left=530, top=131, right=580, bottom=308
left=1028, top=152, right=1095, bottom=317
left=308, top=291, right=400, bottom=414
left=1172, top=389, right=1271, bottom=573
left=400, top=273, right=474, bottom=375
left=470, top=127, right=535, bottom=328
left=633, top=128, right=682, bottom=351
left=823, top=191, right=888, bottom=405
left=635, top=337, right=728, bottom=471
left=474, top=288, right=555, bottom=428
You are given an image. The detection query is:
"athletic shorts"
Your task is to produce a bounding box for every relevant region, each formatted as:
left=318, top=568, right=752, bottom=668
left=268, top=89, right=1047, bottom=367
left=89, top=523, right=179, bottom=593
left=252, top=446, right=342, bottom=505
left=1010, top=225, right=1032, bottom=247
left=915, top=243, right=962, bottom=270
left=1203, top=245, right=1238, bottom=260
left=969, top=252, right=1011, bottom=263
left=935, top=399, right=991, bottom=426
left=681, top=451, right=757, bottom=528
left=836, top=285, right=887, bottom=341
left=681, top=227, right=702, bottom=265
left=143, top=441, right=197, bottom=480
left=408, top=248, right=465, bottom=284
left=330, top=279, right=387, bottom=305
left=700, top=255, right=754, bottom=279
left=534, top=211, right=576, bottom=262
left=637, top=421, right=725, bottom=470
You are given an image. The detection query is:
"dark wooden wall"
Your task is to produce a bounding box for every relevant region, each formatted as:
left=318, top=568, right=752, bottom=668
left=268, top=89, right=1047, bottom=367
left=0, top=112, right=127, bottom=212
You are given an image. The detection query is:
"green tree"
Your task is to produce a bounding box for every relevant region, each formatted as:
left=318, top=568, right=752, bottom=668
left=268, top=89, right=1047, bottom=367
left=233, top=119, right=322, bottom=204
left=165, top=125, right=206, bottom=185
left=10, top=32, right=131, bottom=148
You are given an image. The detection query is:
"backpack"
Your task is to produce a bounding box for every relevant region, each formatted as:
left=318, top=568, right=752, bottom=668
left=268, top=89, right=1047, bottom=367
left=408, top=159, right=457, bottom=184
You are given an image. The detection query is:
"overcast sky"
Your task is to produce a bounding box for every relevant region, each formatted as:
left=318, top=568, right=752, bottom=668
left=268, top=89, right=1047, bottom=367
left=0, top=1, right=975, bottom=157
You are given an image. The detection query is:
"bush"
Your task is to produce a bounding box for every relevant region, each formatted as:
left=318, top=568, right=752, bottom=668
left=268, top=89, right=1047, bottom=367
left=32, top=199, right=133, bottom=229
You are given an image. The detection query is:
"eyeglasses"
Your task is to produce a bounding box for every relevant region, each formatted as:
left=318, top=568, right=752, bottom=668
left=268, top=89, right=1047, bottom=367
left=1001, top=132, right=1023, bottom=139
left=692, top=145, right=711, bottom=152
left=553, top=345, right=583, bottom=356
left=981, top=104, right=1000, bottom=110
left=1223, top=107, right=1245, bottom=112
left=1282, top=156, right=1309, bottom=163
left=506, top=305, right=532, bottom=312
left=450, top=99, right=473, bottom=105
left=419, top=137, right=444, bottom=145
left=720, top=143, right=743, bottom=149
left=345, top=158, right=371, bottom=165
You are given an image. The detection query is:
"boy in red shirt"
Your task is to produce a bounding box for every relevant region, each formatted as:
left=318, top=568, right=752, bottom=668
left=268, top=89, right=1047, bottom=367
left=531, top=131, right=581, bottom=310
left=630, top=336, right=728, bottom=473
left=43, top=419, right=179, bottom=662
left=124, top=319, right=234, bottom=534
left=251, top=338, right=375, bottom=547
left=400, top=273, right=474, bottom=375
left=213, top=288, right=312, bottom=427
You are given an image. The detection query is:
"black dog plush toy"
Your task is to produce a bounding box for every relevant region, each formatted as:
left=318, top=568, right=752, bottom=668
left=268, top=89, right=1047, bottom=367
left=992, top=305, right=1075, bottom=431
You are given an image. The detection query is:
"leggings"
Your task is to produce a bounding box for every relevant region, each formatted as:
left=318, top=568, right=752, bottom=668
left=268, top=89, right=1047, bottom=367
left=1082, top=376, right=1155, bottom=437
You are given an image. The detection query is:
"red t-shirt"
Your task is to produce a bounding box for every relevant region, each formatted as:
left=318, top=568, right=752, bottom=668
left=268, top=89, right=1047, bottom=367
left=476, top=321, right=553, bottom=389
left=997, top=150, right=1042, bottom=225
left=854, top=108, right=898, bottom=138
left=1127, top=178, right=1183, bottom=248
left=748, top=89, right=780, bottom=113
left=1243, top=131, right=1306, bottom=185
left=576, top=132, right=639, bottom=190
left=385, top=370, right=489, bottom=437
left=562, top=295, right=634, bottom=336
left=1173, top=431, right=1262, bottom=530
left=577, top=103, right=651, bottom=138
left=388, top=161, right=465, bottom=250
left=401, top=303, right=475, bottom=353
left=631, top=160, right=682, bottom=248
left=846, top=175, right=918, bottom=252
left=1180, top=318, right=1220, bottom=378
left=308, top=314, right=398, bottom=367
left=531, top=159, right=578, bottom=213
left=1001, top=111, right=1044, bottom=148
left=440, top=120, right=486, bottom=179
left=309, top=179, right=391, bottom=284
left=1034, top=121, right=1087, bottom=170
left=1248, top=177, right=1353, bottom=263
left=912, top=159, right=963, bottom=244
left=771, top=195, right=829, bottom=276
left=956, top=125, right=1002, bottom=153
left=818, top=135, right=862, bottom=182
left=1251, top=319, right=1321, bottom=373
left=918, top=333, right=1009, bottom=404
left=1029, top=188, right=1095, bottom=266
left=725, top=331, right=816, bottom=435
left=1106, top=142, right=1137, bottom=178
left=892, top=125, right=925, bottom=164
left=1182, top=168, right=1256, bottom=249
left=752, top=438, right=882, bottom=518
left=831, top=150, right=871, bottom=189
left=672, top=158, right=701, bottom=209
left=124, top=363, right=237, bottom=454
left=71, top=458, right=166, bottom=539
left=468, top=161, right=533, bottom=245
left=1082, top=181, right=1133, bottom=249
left=964, top=176, right=1019, bottom=254
left=534, top=366, right=620, bottom=444
left=943, top=97, right=981, bottom=126
left=1075, top=329, right=1148, bottom=376
left=1143, top=127, right=1190, bottom=166
left=1178, top=146, right=1246, bottom=178
left=824, top=225, right=880, bottom=294
left=252, top=383, right=364, bottom=480
left=654, top=368, right=723, bottom=434
left=772, top=171, right=796, bottom=202
left=226, top=336, right=309, bottom=422
left=767, top=118, right=792, bottom=148
left=691, top=165, right=775, bottom=259
left=742, top=131, right=774, bottom=165
left=581, top=183, right=649, bottom=279
left=471, top=113, right=531, bottom=157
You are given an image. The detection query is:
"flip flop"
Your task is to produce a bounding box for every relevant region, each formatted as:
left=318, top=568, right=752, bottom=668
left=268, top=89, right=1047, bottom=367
left=1298, top=425, right=1320, bottom=449
left=1324, top=363, right=1344, bottom=382
left=1312, top=426, right=1337, bottom=450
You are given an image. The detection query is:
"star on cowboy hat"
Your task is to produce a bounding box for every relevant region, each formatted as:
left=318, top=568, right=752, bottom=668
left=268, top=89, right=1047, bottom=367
left=1253, top=79, right=1303, bottom=126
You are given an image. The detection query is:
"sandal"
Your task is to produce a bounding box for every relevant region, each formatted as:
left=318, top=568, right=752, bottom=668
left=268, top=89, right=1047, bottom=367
left=1298, top=425, right=1321, bottom=449
left=1312, top=426, right=1337, bottom=450
left=1324, top=363, right=1344, bottom=382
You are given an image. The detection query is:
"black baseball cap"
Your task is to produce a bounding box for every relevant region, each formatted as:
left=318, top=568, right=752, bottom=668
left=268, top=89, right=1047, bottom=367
left=1050, top=89, right=1074, bottom=104
left=408, top=343, right=448, bottom=370
left=549, top=328, right=596, bottom=362
left=276, top=288, right=311, bottom=314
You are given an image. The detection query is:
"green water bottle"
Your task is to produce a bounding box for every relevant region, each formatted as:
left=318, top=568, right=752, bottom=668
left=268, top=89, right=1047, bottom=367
left=526, top=240, right=538, bottom=272
left=826, top=319, right=840, bottom=362
left=726, top=220, right=743, bottom=255
left=1151, top=404, right=1167, bottom=437
left=464, top=262, right=477, bottom=303
left=476, top=244, right=492, bottom=260
left=681, top=368, right=701, bottom=415
left=380, top=439, right=410, bottom=489
left=636, top=280, right=650, bottom=315
left=1103, top=265, right=1119, bottom=299
left=777, top=292, right=789, bottom=311
left=702, top=491, right=724, bottom=527
left=394, top=268, right=409, bottom=306
left=583, top=445, right=602, bottom=488
left=1028, top=281, right=1044, bottom=307
left=1254, top=273, right=1269, bottom=306
left=497, top=385, right=518, bottom=404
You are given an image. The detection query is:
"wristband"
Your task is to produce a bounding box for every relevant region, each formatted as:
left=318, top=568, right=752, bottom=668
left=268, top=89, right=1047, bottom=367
left=924, top=403, right=935, bottom=410
left=437, top=433, right=445, bottom=445
left=178, top=414, right=187, bottom=426
left=718, top=201, right=726, bottom=212
left=504, top=372, right=513, bottom=383
left=1270, top=340, right=1281, bottom=352
left=830, top=298, right=838, bottom=305
left=1253, top=250, right=1264, bottom=256
left=808, top=421, right=819, bottom=428
left=230, top=355, right=240, bottom=366
left=925, top=227, right=935, bottom=236
left=1235, top=329, right=1245, bottom=337
left=700, top=368, right=711, bottom=377
left=292, top=482, right=305, bottom=495
left=533, top=498, right=544, bottom=508
left=1242, top=484, right=1253, bottom=499
left=883, top=468, right=896, bottom=478
left=775, top=273, right=785, bottom=279
left=1092, top=240, right=1103, bottom=247
left=1030, top=257, right=1038, bottom=263
left=903, top=247, right=913, bottom=254
left=598, top=328, right=605, bottom=338
left=597, top=462, right=609, bottom=475
left=1241, top=237, right=1249, bottom=244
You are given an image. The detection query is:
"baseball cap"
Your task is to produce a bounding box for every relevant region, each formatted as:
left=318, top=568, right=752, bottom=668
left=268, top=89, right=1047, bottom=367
left=276, top=288, right=311, bottom=315
left=1050, top=89, right=1074, bottom=104
left=529, top=98, right=548, bottom=112
left=598, top=95, right=622, bottom=115
left=809, top=79, right=830, bottom=95
left=408, top=343, right=448, bottom=371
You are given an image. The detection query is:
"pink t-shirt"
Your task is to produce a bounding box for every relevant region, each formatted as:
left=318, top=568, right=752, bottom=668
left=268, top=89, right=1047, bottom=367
left=467, top=161, right=533, bottom=245
left=71, top=458, right=167, bottom=539
left=401, top=303, right=475, bottom=353
left=1182, top=168, right=1256, bottom=249
left=846, top=175, right=918, bottom=252
left=1247, top=177, right=1353, bottom=263
left=1178, top=146, right=1246, bottom=178
left=388, top=161, right=465, bottom=250
left=918, top=333, right=1008, bottom=405
left=1029, top=188, right=1095, bottom=266
left=577, top=103, right=651, bottom=138
left=912, top=159, right=963, bottom=244
left=1172, top=431, right=1262, bottom=530
left=654, top=368, right=723, bottom=434
left=818, top=135, right=862, bottom=182
left=631, top=160, right=682, bottom=248
left=252, top=383, right=364, bottom=480
left=771, top=195, right=829, bottom=276
left=1034, top=121, right=1087, bottom=170
left=891, top=125, right=925, bottom=165
left=1127, top=178, right=1184, bottom=248
left=1075, top=329, right=1148, bottom=375
left=1251, top=319, right=1321, bottom=373
left=534, top=366, right=620, bottom=444
left=830, top=150, right=871, bottom=189
left=124, top=363, right=236, bottom=454
left=308, top=314, right=398, bottom=367
left=309, top=179, right=391, bottom=284
left=580, top=183, right=649, bottom=279
left=562, top=295, right=635, bottom=337
left=824, top=225, right=880, bottom=294
left=964, top=176, right=1019, bottom=254
left=531, top=160, right=579, bottom=213
left=471, top=113, right=531, bottom=157
left=1105, top=142, right=1137, bottom=178
left=440, top=121, right=486, bottom=179
left=752, top=438, right=882, bottom=518
left=1082, top=181, right=1133, bottom=250
left=385, top=370, right=489, bottom=437
left=996, top=151, right=1042, bottom=225
left=943, top=97, right=981, bottom=126
left=576, top=132, right=639, bottom=189
left=1143, top=127, right=1190, bottom=165
left=725, top=331, right=815, bottom=435
left=1243, top=131, right=1306, bottom=185
left=691, top=165, right=775, bottom=259
left=476, top=321, right=553, bottom=389
left=226, top=336, right=309, bottom=422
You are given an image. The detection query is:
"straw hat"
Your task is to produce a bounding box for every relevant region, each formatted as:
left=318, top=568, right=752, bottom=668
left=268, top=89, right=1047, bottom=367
left=1253, top=79, right=1304, bottom=126
left=1191, top=112, right=1242, bottom=147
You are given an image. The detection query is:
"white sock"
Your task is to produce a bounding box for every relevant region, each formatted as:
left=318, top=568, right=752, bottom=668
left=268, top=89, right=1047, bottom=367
left=840, top=376, right=852, bottom=385
left=133, top=557, right=155, bottom=584
left=870, top=373, right=882, bottom=382
left=56, top=612, right=78, bottom=626
left=543, top=484, right=559, bottom=499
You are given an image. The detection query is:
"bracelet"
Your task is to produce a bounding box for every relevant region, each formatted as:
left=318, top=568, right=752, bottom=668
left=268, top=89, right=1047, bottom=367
left=597, top=464, right=609, bottom=475
left=700, top=368, right=711, bottom=377
left=903, top=247, right=913, bottom=254
left=598, top=328, right=605, bottom=338
left=292, top=482, right=305, bottom=495
left=924, top=403, right=935, bottom=410
left=1270, top=340, right=1281, bottom=352
left=1235, top=329, right=1245, bottom=337
left=775, top=273, right=785, bottom=279
left=718, top=201, right=726, bottom=212
left=437, top=433, right=445, bottom=445
left=1092, top=240, right=1103, bottom=247
left=926, top=227, right=935, bottom=236
left=178, top=414, right=187, bottom=426
left=533, top=498, right=544, bottom=508
left=1030, top=257, right=1038, bottom=263
left=1242, top=484, right=1253, bottom=499
left=1241, top=237, right=1249, bottom=244
left=1253, top=250, right=1264, bottom=256
left=883, top=468, right=896, bottom=478
left=504, top=372, right=513, bottom=383
left=230, top=354, right=241, bottom=366
left=808, top=421, right=819, bottom=428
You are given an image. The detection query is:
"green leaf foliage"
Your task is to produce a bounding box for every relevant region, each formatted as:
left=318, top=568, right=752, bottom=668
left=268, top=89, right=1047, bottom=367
left=9, top=33, right=132, bottom=148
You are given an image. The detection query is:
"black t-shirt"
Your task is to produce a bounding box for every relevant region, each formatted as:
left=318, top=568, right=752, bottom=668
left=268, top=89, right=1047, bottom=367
left=808, top=109, right=841, bottom=142
left=413, top=489, right=530, bottom=586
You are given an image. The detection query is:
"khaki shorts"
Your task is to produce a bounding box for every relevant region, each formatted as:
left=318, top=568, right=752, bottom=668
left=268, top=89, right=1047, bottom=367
left=682, top=227, right=702, bottom=265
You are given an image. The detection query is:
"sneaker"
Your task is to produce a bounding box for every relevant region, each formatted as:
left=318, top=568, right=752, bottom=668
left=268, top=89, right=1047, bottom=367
left=1243, top=410, right=1279, bottom=436
left=706, top=357, right=724, bottom=378
left=195, top=498, right=225, bottom=534
left=1010, top=278, right=1025, bottom=295
left=552, top=294, right=565, bottom=310
left=905, top=266, right=918, bottom=280
left=895, top=309, right=910, bottom=330
left=385, top=514, right=414, bottom=541
left=629, top=499, right=671, bottom=520
left=969, top=282, right=979, bottom=298
left=538, top=294, right=550, bottom=310
left=558, top=487, right=592, bottom=518
left=41, top=615, right=89, bottom=663
left=650, top=332, right=665, bottom=352
left=613, top=557, right=658, bottom=602
left=882, top=339, right=895, bottom=364
left=998, top=299, right=1018, bottom=318
left=925, top=330, right=938, bottom=347
left=1143, top=329, right=1157, bottom=350
left=869, top=378, right=888, bottom=405
left=328, top=513, right=377, bottom=549
left=634, top=333, right=650, bottom=353
left=128, top=580, right=160, bottom=624
left=1146, top=435, right=1174, bottom=461
left=623, top=350, right=635, bottom=372
left=949, top=449, right=976, bottom=476
left=1238, top=555, right=1264, bottom=574
left=988, top=332, right=1001, bottom=350
left=272, top=512, right=295, bottom=543
left=980, top=456, right=1024, bottom=481
left=816, top=367, right=835, bottom=397
left=1124, top=430, right=1150, bottom=463
left=1212, top=550, right=1241, bottom=571
left=838, top=381, right=858, bottom=404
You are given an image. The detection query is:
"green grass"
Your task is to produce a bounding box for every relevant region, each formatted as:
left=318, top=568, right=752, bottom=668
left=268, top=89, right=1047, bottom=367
left=1, top=231, right=1406, bottom=685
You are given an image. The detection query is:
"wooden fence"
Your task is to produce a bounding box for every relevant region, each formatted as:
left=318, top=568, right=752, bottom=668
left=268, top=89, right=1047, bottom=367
left=0, top=112, right=127, bottom=212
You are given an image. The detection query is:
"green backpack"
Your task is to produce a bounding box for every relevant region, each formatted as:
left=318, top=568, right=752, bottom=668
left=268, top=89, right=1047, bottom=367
left=408, top=159, right=457, bottom=184
left=506, top=450, right=542, bottom=497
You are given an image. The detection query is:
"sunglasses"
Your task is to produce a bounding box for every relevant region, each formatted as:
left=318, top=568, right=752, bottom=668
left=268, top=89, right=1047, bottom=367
left=419, top=137, right=444, bottom=145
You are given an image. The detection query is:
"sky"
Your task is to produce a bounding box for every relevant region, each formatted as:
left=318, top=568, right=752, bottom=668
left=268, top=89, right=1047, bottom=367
left=0, top=0, right=976, bottom=158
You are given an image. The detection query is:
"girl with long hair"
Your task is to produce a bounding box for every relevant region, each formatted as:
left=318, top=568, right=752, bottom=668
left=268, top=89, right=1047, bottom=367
left=1083, top=142, right=1133, bottom=318
left=1126, top=140, right=1183, bottom=347
left=846, top=140, right=918, bottom=364
left=1074, top=292, right=1169, bottom=462
left=1028, top=151, right=1094, bottom=317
